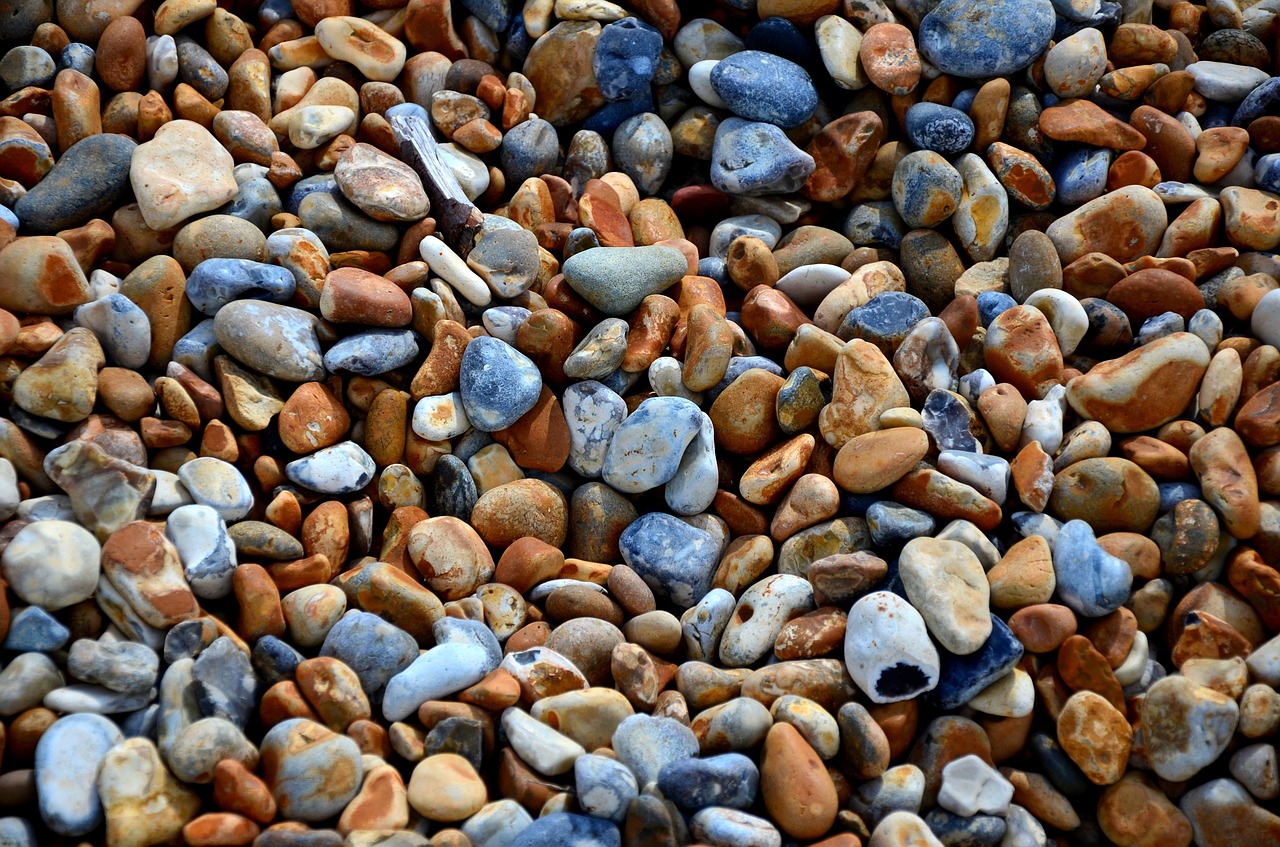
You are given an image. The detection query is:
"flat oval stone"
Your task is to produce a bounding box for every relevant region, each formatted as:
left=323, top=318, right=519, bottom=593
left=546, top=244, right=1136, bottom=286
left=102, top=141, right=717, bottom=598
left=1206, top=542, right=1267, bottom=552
left=130, top=119, right=238, bottom=231
left=35, top=714, right=124, bottom=836
left=562, top=245, right=687, bottom=315
left=187, top=258, right=297, bottom=316
left=14, top=133, right=136, bottom=234
left=458, top=336, right=543, bottom=432
left=1, top=519, right=100, bottom=610
left=334, top=142, right=429, bottom=222
left=899, top=537, right=992, bottom=655
left=709, top=50, right=818, bottom=129
left=1141, top=676, right=1239, bottom=782
left=918, top=0, right=1056, bottom=78
left=213, top=300, right=325, bottom=382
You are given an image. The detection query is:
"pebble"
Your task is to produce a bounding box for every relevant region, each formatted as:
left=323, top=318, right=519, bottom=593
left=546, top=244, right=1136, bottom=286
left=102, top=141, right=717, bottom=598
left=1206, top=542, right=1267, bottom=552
left=130, top=120, right=238, bottom=231
left=845, top=591, right=940, bottom=703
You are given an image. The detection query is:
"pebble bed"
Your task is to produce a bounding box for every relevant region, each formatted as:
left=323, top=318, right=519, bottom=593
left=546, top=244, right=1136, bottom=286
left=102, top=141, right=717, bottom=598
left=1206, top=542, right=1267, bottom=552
left=2, top=0, right=1280, bottom=846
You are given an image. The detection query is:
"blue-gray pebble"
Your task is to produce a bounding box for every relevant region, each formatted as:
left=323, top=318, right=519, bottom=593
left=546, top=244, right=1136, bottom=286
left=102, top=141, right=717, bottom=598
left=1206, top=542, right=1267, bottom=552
left=509, top=813, right=620, bottom=847
left=458, top=336, right=543, bottom=431
left=594, top=18, right=663, bottom=102
left=562, top=245, right=687, bottom=315
left=322, top=329, right=420, bottom=376
left=619, top=512, right=720, bottom=609
left=321, top=611, right=418, bottom=697
left=187, top=258, right=297, bottom=315
left=709, top=50, right=819, bottom=129
left=658, top=753, right=760, bottom=811
left=711, top=118, right=815, bottom=196
left=14, top=133, right=136, bottom=234
left=926, top=614, right=1023, bottom=710
left=904, top=102, right=975, bottom=156
left=919, top=0, right=1056, bottom=78
left=1053, top=519, right=1134, bottom=617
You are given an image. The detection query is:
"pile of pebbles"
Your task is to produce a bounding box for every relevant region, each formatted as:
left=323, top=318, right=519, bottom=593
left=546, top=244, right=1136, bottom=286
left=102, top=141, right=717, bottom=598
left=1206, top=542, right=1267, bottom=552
left=5, top=0, right=1280, bottom=845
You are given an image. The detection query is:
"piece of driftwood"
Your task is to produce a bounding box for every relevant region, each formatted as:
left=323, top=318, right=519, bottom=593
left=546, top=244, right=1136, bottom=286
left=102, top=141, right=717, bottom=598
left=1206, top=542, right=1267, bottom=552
left=390, top=114, right=484, bottom=258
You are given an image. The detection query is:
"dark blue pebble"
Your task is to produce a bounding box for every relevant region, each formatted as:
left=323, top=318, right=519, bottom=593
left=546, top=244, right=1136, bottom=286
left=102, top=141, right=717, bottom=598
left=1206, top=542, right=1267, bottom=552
left=951, top=89, right=978, bottom=113
left=431, top=454, right=479, bottom=522
left=453, top=429, right=493, bottom=463
left=600, top=366, right=639, bottom=397
left=58, top=43, right=94, bottom=76
left=658, top=753, right=760, bottom=811
left=122, top=704, right=160, bottom=739
left=323, top=329, right=420, bottom=376
left=1053, top=147, right=1112, bottom=207
left=1136, top=312, right=1186, bottom=345
left=706, top=355, right=784, bottom=404
left=252, top=635, right=305, bottom=686
left=842, top=493, right=880, bottom=517
left=425, top=716, right=485, bottom=771
left=1029, top=732, right=1093, bottom=798
left=192, top=636, right=258, bottom=729
left=583, top=93, right=653, bottom=136
left=258, top=0, right=296, bottom=27
left=501, top=117, right=559, bottom=185
left=698, top=256, right=729, bottom=285
left=176, top=36, right=228, bottom=100
left=744, top=17, right=819, bottom=69
left=925, top=614, right=1024, bottom=710
left=1080, top=298, right=1132, bottom=353
left=924, top=810, right=1007, bottom=847
left=918, top=0, right=1055, bottom=78
left=1158, top=484, right=1203, bottom=514
left=510, top=813, right=621, bottom=847
left=1256, top=153, right=1280, bottom=193
left=222, top=176, right=283, bottom=233
left=2, top=606, right=70, bottom=652
left=505, top=16, right=535, bottom=66
left=594, top=18, right=663, bottom=103
left=1053, top=1, right=1121, bottom=40
left=619, top=513, right=720, bottom=609
left=14, top=133, right=136, bottom=234
left=564, top=226, right=602, bottom=259
left=710, top=50, right=819, bottom=129
left=867, top=501, right=936, bottom=548
left=10, top=406, right=67, bottom=438
left=287, top=174, right=339, bottom=214
left=844, top=200, right=907, bottom=249
left=904, top=102, right=975, bottom=156
left=186, top=258, right=297, bottom=316
left=1233, top=76, right=1280, bottom=125
left=976, top=291, right=1017, bottom=327
left=1202, top=104, right=1233, bottom=129
left=320, top=611, right=417, bottom=697
left=459, top=0, right=514, bottom=35
left=459, top=336, right=543, bottom=431
left=838, top=291, right=931, bottom=351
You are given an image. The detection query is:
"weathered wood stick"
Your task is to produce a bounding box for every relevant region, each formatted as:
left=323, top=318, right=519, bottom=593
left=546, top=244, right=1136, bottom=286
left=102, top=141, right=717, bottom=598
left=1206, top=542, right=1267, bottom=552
left=390, top=114, right=484, bottom=258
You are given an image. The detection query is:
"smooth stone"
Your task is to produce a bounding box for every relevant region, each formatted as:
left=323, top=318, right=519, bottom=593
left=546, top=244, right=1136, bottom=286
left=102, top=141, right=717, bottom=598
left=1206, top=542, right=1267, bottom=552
left=926, top=614, right=1024, bottom=710
left=458, top=337, right=543, bottom=432
left=35, top=714, right=124, bottom=836
left=176, top=457, right=253, bottom=522
left=844, top=591, right=940, bottom=703
left=130, top=120, right=237, bottom=231
left=509, top=813, right=620, bottom=847
left=1, top=519, right=100, bottom=610
left=322, top=329, right=419, bottom=376
left=14, top=133, right=136, bottom=234
left=709, top=50, right=818, bottom=129
left=658, top=752, right=760, bottom=811
left=1053, top=519, right=1134, bottom=617
left=166, top=504, right=236, bottom=600
left=918, top=0, right=1056, bottom=78
left=74, top=294, right=152, bottom=369
left=619, top=512, right=720, bottom=609
left=213, top=300, right=325, bottom=382
left=612, top=713, right=700, bottom=787
left=186, top=258, right=296, bottom=316
left=382, top=642, right=494, bottom=722
left=260, top=718, right=362, bottom=822
left=562, top=245, right=687, bottom=315
left=711, top=117, right=815, bottom=196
